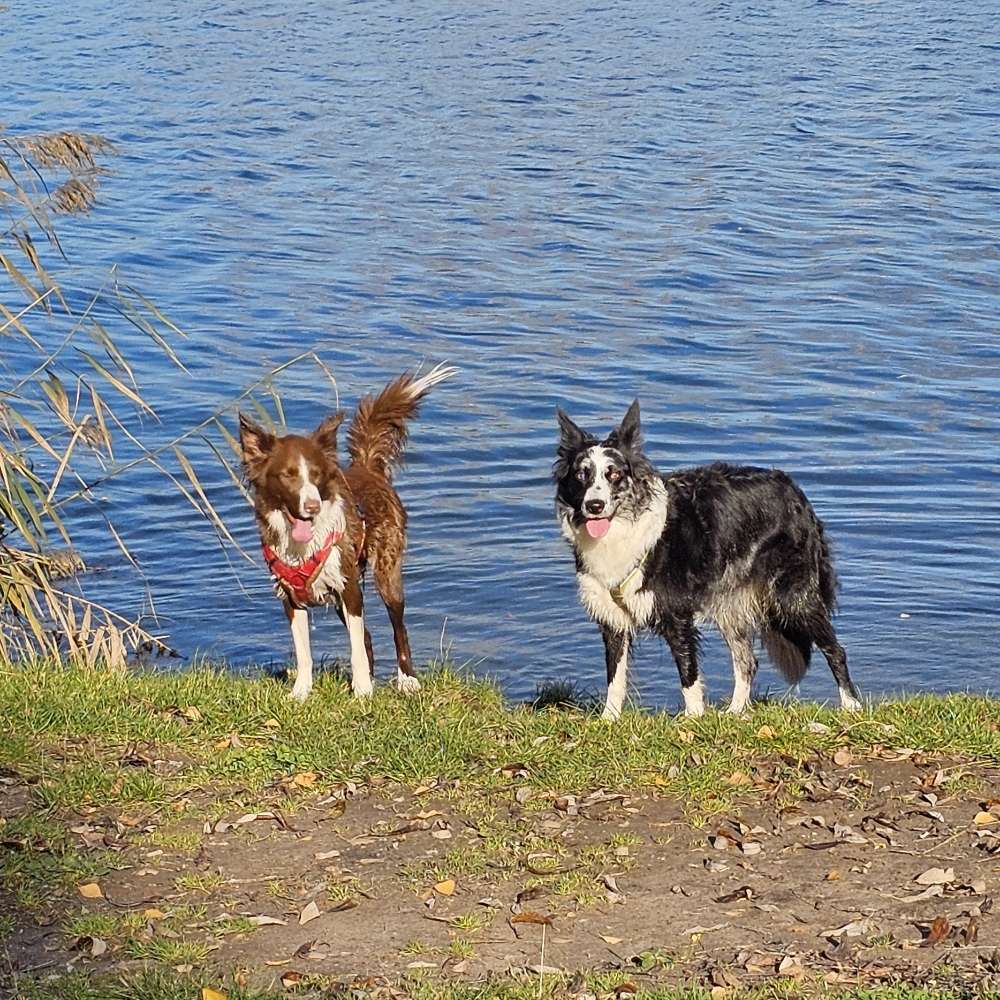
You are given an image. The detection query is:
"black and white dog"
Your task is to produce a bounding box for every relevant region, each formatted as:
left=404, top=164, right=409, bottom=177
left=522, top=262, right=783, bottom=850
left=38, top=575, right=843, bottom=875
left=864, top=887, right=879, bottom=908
left=553, top=401, right=862, bottom=720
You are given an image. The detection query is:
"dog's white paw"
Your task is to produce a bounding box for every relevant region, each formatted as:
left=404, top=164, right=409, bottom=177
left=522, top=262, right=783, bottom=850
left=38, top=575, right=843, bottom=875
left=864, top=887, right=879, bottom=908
left=289, top=683, right=312, bottom=703
left=839, top=691, right=862, bottom=711
left=352, top=677, right=374, bottom=699
left=725, top=701, right=750, bottom=715
left=682, top=705, right=706, bottom=718
left=396, top=672, right=421, bottom=695
left=600, top=704, right=622, bottom=722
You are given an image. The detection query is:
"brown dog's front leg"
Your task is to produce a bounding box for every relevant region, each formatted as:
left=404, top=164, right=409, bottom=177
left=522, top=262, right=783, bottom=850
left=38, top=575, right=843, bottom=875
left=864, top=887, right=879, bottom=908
left=286, top=602, right=314, bottom=703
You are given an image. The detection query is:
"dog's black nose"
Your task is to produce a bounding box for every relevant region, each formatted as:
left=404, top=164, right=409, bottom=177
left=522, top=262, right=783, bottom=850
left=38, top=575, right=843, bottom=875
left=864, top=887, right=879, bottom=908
left=303, top=499, right=321, bottom=516
left=585, top=499, right=605, bottom=515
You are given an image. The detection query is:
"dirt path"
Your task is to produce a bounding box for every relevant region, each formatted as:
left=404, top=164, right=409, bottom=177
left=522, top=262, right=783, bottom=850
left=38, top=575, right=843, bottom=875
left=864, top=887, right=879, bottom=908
left=4, top=752, right=1000, bottom=994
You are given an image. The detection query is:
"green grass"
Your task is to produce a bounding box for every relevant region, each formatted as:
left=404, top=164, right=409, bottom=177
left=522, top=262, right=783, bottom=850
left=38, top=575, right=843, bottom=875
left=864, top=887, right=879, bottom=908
left=0, top=815, right=117, bottom=910
left=2, top=660, right=998, bottom=820
left=10, top=970, right=1000, bottom=1000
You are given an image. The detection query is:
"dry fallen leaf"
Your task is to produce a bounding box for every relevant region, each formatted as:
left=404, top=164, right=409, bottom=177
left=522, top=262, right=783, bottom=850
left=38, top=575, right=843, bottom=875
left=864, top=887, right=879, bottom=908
left=756, top=725, right=776, bottom=739
left=247, top=915, right=286, bottom=926
left=915, top=866, right=955, bottom=886
left=600, top=934, right=624, bottom=944
left=291, top=771, right=317, bottom=789
left=143, top=907, right=165, bottom=919
left=974, top=811, right=999, bottom=826
left=434, top=879, right=456, bottom=896
left=182, top=706, right=202, bottom=722
left=298, top=900, right=321, bottom=925
left=899, top=884, right=944, bottom=903
left=280, top=971, right=303, bottom=988
left=511, top=911, right=554, bottom=925
left=922, top=915, right=951, bottom=947
left=77, top=882, right=103, bottom=899
left=201, top=989, right=227, bottom=1000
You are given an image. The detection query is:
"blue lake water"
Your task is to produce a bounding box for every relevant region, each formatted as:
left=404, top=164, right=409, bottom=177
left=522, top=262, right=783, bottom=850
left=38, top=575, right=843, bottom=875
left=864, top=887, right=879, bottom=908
left=5, top=1, right=999, bottom=708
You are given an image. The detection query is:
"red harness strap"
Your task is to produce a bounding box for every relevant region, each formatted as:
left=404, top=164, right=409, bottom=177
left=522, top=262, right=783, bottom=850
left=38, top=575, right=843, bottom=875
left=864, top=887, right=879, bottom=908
left=262, top=529, right=342, bottom=608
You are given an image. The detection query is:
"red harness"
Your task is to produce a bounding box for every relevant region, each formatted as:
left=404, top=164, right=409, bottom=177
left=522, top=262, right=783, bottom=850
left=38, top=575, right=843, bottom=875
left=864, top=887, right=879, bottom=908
left=261, top=515, right=367, bottom=608
left=262, top=530, right=342, bottom=608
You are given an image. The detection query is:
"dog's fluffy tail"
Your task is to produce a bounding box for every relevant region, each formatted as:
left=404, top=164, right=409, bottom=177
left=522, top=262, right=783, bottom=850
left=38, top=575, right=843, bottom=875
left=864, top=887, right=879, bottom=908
left=347, top=363, right=457, bottom=479
left=761, top=626, right=812, bottom=686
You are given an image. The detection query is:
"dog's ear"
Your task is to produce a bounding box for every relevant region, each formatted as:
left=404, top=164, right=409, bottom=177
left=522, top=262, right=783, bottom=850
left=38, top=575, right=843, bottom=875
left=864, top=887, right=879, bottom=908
left=556, top=408, right=588, bottom=453
left=313, top=411, right=345, bottom=461
left=238, top=413, right=274, bottom=481
left=554, top=408, right=591, bottom=483
left=608, top=399, right=642, bottom=452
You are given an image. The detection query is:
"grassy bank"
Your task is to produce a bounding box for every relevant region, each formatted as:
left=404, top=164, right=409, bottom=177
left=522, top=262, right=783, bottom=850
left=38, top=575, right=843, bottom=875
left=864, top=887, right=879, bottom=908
left=2, top=661, right=999, bottom=1000
left=2, top=661, right=998, bottom=812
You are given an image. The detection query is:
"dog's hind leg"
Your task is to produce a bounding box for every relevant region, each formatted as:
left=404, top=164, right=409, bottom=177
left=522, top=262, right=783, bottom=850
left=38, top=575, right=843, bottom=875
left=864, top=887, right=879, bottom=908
left=600, top=625, right=631, bottom=721
left=719, top=624, right=757, bottom=714
left=286, top=604, right=314, bottom=703
left=809, top=613, right=861, bottom=710
left=373, top=555, right=420, bottom=694
left=659, top=614, right=705, bottom=716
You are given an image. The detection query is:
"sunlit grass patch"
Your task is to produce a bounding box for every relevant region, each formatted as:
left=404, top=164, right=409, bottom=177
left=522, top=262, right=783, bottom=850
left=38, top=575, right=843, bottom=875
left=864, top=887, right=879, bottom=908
left=172, top=870, right=225, bottom=895
left=2, top=660, right=999, bottom=826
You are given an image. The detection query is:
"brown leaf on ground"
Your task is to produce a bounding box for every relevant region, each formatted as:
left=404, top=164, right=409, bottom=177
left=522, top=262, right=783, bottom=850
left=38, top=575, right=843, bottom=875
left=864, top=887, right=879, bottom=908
left=510, top=911, right=554, bottom=925
left=960, top=916, right=980, bottom=946
left=77, top=882, right=103, bottom=899
left=921, top=915, right=951, bottom=947
left=298, top=900, right=321, bottom=925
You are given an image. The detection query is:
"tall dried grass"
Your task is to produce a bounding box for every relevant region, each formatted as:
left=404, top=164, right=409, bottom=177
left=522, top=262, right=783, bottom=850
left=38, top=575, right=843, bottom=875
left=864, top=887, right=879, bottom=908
left=1, top=126, right=334, bottom=666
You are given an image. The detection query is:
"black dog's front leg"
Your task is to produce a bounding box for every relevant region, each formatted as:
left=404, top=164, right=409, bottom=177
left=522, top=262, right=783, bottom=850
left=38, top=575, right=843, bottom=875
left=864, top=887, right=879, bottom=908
left=600, top=624, right=630, bottom=721
left=657, top=612, right=704, bottom=717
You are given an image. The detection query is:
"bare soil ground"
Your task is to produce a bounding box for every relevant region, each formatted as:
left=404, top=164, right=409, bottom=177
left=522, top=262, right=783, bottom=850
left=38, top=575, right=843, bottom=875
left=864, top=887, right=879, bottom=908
left=4, top=751, right=1000, bottom=995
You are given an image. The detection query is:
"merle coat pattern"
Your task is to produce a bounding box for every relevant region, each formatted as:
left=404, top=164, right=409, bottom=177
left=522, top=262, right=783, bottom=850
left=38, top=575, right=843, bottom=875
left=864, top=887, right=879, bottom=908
left=553, top=401, right=862, bottom=719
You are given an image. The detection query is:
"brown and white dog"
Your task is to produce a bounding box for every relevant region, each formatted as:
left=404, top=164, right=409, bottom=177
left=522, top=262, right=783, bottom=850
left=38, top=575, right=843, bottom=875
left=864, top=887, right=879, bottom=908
left=238, top=364, right=456, bottom=701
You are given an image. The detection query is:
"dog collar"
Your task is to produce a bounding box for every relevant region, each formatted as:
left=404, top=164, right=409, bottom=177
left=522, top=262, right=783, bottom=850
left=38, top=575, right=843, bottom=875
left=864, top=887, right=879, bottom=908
left=262, top=529, right=342, bottom=608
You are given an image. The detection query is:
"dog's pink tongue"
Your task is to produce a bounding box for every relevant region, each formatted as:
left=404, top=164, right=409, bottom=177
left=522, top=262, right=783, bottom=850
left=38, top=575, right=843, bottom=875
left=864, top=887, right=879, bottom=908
left=585, top=517, right=611, bottom=539
left=291, top=518, right=315, bottom=544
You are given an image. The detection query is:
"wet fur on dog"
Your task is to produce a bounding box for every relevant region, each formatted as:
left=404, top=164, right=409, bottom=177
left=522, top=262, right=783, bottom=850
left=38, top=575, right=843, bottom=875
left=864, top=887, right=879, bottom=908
left=553, top=400, right=862, bottom=719
left=239, top=364, right=455, bottom=701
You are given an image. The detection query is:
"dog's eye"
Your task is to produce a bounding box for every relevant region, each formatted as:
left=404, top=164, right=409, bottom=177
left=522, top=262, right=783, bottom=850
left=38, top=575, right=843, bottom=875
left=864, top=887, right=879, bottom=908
left=576, top=468, right=588, bottom=483
left=607, top=468, right=622, bottom=483
left=282, top=467, right=297, bottom=480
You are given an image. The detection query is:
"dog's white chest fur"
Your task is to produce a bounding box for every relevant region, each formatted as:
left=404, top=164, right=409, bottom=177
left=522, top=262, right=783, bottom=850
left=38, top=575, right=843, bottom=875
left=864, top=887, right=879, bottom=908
left=566, top=482, right=667, bottom=632
left=264, top=497, right=347, bottom=602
